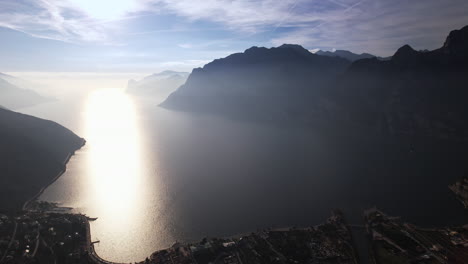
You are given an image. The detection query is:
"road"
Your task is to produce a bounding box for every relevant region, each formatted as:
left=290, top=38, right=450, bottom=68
left=0, top=221, right=18, bottom=264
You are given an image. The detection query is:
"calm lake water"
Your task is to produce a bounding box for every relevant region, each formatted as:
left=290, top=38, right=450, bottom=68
left=20, top=88, right=468, bottom=262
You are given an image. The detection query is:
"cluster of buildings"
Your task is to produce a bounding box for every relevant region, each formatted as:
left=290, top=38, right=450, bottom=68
left=3, top=177, right=468, bottom=264
left=0, top=211, right=90, bottom=264
left=365, top=209, right=468, bottom=264
left=145, top=210, right=357, bottom=264
left=1, top=209, right=357, bottom=264
left=0, top=214, right=15, bottom=263
left=449, top=177, right=468, bottom=208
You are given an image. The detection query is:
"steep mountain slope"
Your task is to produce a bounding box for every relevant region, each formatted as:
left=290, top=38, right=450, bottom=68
left=161, top=44, right=350, bottom=120
left=162, top=26, right=468, bottom=139
left=0, top=72, right=37, bottom=91
left=0, top=76, right=50, bottom=109
left=127, top=71, right=189, bottom=101
left=0, top=108, right=85, bottom=210
left=328, top=25, right=468, bottom=139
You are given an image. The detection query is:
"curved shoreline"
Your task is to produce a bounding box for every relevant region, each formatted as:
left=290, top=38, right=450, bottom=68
left=80, top=215, right=124, bottom=264
left=17, top=139, right=360, bottom=264
left=22, top=139, right=86, bottom=211
left=19, top=138, right=127, bottom=264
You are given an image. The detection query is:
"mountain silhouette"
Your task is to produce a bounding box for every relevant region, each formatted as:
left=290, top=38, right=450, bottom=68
left=127, top=71, right=189, bottom=102
left=162, top=25, right=468, bottom=139
left=0, top=74, right=51, bottom=109
left=0, top=108, right=84, bottom=210
left=161, top=44, right=350, bottom=120
left=316, top=49, right=381, bottom=62
left=329, top=25, right=468, bottom=139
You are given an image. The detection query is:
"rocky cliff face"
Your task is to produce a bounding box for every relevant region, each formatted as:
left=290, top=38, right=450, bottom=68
left=0, top=108, right=85, bottom=210
left=441, top=25, right=468, bottom=57
left=162, top=26, right=468, bottom=140
left=329, top=25, right=468, bottom=140
left=161, top=44, right=350, bottom=121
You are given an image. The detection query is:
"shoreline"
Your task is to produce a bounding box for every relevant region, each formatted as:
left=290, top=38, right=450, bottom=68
left=16, top=136, right=465, bottom=263
left=81, top=215, right=124, bottom=264
left=17, top=138, right=126, bottom=264
left=22, top=138, right=86, bottom=211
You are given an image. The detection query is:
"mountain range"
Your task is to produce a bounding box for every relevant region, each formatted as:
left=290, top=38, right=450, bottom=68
left=162, top=25, right=468, bottom=140
left=127, top=70, right=189, bottom=101
left=161, top=44, right=350, bottom=121
left=0, top=73, right=51, bottom=109
left=0, top=107, right=84, bottom=210
left=326, top=25, right=468, bottom=139
left=315, top=49, right=382, bottom=62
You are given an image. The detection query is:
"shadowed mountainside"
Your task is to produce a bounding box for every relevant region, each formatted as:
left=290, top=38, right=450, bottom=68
left=161, top=44, right=351, bottom=121
left=328, top=25, right=468, bottom=139
left=0, top=108, right=84, bottom=211
left=162, top=26, right=468, bottom=140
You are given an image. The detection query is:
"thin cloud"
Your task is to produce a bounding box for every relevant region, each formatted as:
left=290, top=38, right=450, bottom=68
left=178, top=43, right=193, bottom=49
left=145, top=0, right=348, bottom=32
left=272, top=0, right=300, bottom=32
left=0, top=0, right=120, bottom=43
left=271, top=0, right=468, bottom=56
left=1, top=0, right=467, bottom=69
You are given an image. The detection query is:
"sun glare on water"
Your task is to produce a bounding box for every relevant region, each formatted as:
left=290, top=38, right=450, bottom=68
left=83, top=89, right=155, bottom=261
left=85, top=88, right=143, bottom=216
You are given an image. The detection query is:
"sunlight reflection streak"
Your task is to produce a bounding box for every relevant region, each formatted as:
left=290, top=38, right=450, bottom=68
left=85, top=89, right=142, bottom=220
left=81, top=89, right=172, bottom=262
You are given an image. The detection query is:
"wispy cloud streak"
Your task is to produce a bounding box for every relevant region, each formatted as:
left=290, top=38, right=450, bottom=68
left=0, top=0, right=120, bottom=43
left=0, top=0, right=467, bottom=71
left=270, top=0, right=468, bottom=55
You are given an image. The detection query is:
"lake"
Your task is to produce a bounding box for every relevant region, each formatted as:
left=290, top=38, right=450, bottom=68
left=20, top=88, right=468, bottom=263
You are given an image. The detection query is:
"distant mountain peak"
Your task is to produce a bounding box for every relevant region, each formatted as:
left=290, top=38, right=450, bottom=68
left=126, top=70, right=189, bottom=99
left=392, top=44, right=418, bottom=61
left=243, top=44, right=311, bottom=57
left=442, top=25, right=468, bottom=57
left=334, top=50, right=356, bottom=55
left=0, top=76, right=50, bottom=109
left=396, top=44, right=415, bottom=53
left=140, top=71, right=189, bottom=82
left=154, top=70, right=188, bottom=76
left=278, top=44, right=309, bottom=51
left=242, top=46, right=268, bottom=55
left=336, top=50, right=375, bottom=57
left=316, top=49, right=378, bottom=62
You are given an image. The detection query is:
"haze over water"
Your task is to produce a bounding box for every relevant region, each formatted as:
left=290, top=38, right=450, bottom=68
left=20, top=87, right=468, bottom=263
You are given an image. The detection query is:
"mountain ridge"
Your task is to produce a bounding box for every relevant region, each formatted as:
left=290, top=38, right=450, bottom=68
left=0, top=107, right=85, bottom=210
left=0, top=74, right=51, bottom=109
left=127, top=70, right=189, bottom=101
left=162, top=25, right=468, bottom=139
left=316, top=49, right=381, bottom=62
left=328, top=25, right=468, bottom=139
left=161, top=44, right=351, bottom=122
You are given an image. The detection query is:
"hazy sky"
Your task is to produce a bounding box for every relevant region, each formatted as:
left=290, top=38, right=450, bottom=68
left=0, top=0, right=467, bottom=72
